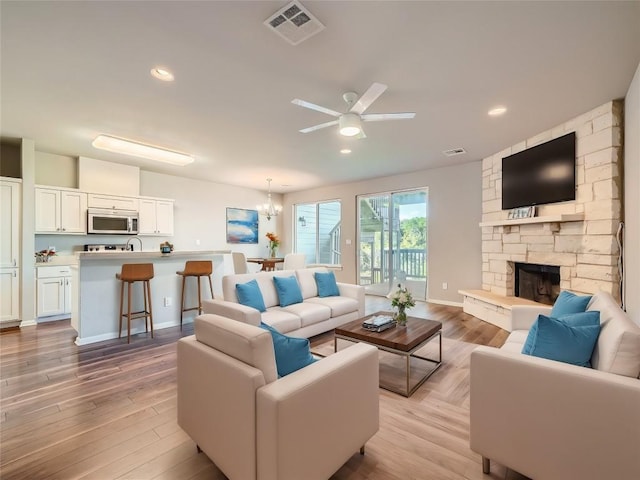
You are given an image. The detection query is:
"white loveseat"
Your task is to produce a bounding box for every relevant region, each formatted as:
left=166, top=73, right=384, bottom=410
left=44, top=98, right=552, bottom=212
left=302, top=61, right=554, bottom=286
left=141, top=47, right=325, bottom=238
left=177, top=314, right=379, bottom=480
left=470, top=291, right=640, bottom=479
left=202, top=267, right=364, bottom=338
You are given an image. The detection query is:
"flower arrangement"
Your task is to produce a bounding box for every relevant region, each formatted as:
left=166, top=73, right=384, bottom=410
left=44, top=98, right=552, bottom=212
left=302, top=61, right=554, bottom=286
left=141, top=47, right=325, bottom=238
left=266, top=232, right=280, bottom=258
left=387, top=283, right=415, bottom=326
left=35, top=249, right=57, bottom=263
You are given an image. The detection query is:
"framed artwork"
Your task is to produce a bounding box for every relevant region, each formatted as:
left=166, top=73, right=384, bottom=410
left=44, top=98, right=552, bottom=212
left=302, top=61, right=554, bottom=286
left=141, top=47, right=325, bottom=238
left=508, top=206, right=536, bottom=220
left=226, top=208, right=259, bottom=244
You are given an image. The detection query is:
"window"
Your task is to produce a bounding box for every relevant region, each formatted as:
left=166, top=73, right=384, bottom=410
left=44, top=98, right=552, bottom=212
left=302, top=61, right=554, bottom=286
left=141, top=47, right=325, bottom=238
left=294, top=200, right=341, bottom=265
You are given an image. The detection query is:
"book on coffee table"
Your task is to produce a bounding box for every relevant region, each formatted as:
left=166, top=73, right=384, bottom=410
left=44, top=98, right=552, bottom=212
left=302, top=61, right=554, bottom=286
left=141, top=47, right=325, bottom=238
left=362, top=315, right=396, bottom=332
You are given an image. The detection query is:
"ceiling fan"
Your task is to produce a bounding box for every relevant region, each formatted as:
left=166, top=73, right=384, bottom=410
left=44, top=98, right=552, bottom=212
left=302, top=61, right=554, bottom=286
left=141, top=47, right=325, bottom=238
left=291, top=82, right=416, bottom=139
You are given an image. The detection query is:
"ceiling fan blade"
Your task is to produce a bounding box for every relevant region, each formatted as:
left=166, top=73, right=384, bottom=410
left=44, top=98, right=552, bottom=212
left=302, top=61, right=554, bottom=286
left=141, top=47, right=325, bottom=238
left=350, top=82, right=388, bottom=115
left=292, top=99, right=342, bottom=117
left=361, top=112, right=416, bottom=122
left=299, top=120, right=339, bottom=133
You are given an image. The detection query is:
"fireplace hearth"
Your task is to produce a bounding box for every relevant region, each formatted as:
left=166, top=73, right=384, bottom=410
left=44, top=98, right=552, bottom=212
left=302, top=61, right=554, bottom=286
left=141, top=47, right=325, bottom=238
left=514, top=262, right=560, bottom=305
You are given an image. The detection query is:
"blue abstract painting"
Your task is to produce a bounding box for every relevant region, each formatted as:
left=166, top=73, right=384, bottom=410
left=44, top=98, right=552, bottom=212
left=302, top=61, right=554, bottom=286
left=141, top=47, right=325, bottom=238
left=226, top=208, right=259, bottom=244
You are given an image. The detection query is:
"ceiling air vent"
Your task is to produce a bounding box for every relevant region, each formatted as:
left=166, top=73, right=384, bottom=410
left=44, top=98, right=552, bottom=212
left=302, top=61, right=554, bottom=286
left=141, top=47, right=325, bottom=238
left=443, top=147, right=467, bottom=157
left=264, top=1, right=325, bottom=46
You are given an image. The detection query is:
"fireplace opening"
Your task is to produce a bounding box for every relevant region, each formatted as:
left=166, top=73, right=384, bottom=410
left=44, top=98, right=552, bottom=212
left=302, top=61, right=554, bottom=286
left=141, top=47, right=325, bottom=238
left=514, top=262, right=560, bottom=305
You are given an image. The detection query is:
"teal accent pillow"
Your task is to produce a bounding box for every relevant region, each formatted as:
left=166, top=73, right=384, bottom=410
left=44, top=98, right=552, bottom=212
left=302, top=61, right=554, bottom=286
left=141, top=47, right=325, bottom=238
left=522, top=311, right=600, bottom=355
left=259, top=322, right=317, bottom=377
left=522, top=315, right=601, bottom=367
left=235, top=279, right=266, bottom=312
left=273, top=276, right=303, bottom=307
left=550, top=290, right=592, bottom=317
left=314, top=271, right=340, bottom=297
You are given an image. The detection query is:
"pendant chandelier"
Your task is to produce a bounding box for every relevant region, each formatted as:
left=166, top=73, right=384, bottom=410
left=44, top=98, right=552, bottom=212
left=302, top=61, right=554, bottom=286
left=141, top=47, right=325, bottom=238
left=257, top=178, right=282, bottom=220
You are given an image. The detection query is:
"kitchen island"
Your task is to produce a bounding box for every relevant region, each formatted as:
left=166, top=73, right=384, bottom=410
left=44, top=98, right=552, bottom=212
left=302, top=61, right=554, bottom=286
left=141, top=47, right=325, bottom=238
left=71, top=250, right=230, bottom=345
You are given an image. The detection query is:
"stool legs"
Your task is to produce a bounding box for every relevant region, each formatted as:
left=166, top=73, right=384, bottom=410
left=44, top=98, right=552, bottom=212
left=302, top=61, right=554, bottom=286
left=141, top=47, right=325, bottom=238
left=118, top=279, right=154, bottom=343
left=118, top=280, right=125, bottom=339
left=146, top=279, right=154, bottom=338
left=207, top=275, right=214, bottom=300
left=180, top=276, right=187, bottom=330
left=127, top=282, right=132, bottom=344
left=197, top=276, right=202, bottom=314
left=178, top=273, right=214, bottom=330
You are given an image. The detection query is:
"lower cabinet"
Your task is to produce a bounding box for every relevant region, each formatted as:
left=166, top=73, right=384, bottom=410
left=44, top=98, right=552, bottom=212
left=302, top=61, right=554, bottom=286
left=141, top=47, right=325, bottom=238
left=0, top=268, right=19, bottom=323
left=37, top=266, right=72, bottom=318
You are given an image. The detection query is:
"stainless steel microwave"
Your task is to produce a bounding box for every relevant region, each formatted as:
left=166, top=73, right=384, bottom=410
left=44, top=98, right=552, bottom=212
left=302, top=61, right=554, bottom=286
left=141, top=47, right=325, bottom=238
left=87, top=208, right=139, bottom=235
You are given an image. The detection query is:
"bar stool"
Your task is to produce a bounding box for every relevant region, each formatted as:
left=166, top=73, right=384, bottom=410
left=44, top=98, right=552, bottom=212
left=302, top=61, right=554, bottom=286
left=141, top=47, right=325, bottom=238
left=176, top=260, right=214, bottom=329
left=116, top=263, right=154, bottom=344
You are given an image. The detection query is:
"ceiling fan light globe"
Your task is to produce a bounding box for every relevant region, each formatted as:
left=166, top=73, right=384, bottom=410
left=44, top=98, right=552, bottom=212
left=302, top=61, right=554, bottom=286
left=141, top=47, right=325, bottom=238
left=339, top=113, right=362, bottom=137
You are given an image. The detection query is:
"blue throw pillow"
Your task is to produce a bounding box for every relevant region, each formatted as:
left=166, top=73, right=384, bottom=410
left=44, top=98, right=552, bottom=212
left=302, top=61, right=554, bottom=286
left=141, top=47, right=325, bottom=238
left=522, top=315, right=601, bottom=367
left=273, top=276, right=303, bottom=307
left=550, top=290, right=592, bottom=317
left=236, top=279, right=266, bottom=312
left=259, top=322, right=317, bottom=377
left=522, top=311, right=600, bottom=355
left=315, top=271, right=340, bottom=297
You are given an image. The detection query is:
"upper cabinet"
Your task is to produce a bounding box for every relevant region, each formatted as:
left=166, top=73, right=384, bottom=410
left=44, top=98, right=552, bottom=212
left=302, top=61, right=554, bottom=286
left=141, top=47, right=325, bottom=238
left=87, top=193, right=139, bottom=211
left=139, top=198, right=174, bottom=236
left=0, top=179, right=20, bottom=268
left=35, top=187, right=87, bottom=234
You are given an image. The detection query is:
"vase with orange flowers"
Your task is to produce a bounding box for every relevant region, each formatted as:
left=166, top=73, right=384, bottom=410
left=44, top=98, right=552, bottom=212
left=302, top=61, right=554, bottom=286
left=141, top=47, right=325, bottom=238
left=266, top=232, right=280, bottom=258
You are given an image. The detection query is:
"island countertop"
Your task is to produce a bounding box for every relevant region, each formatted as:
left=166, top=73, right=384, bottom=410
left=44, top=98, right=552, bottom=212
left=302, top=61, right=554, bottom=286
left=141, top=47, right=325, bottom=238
left=77, top=249, right=231, bottom=260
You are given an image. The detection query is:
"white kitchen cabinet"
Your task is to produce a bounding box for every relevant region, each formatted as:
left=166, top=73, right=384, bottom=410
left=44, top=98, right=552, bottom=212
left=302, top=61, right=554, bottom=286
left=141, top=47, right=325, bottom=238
left=37, top=266, right=72, bottom=318
left=1, top=179, right=20, bottom=268
left=0, top=268, right=19, bottom=322
left=1, top=178, right=21, bottom=323
left=87, top=193, right=138, bottom=211
left=139, top=198, right=174, bottom=236
left=35, top=187, right=87, bottom=234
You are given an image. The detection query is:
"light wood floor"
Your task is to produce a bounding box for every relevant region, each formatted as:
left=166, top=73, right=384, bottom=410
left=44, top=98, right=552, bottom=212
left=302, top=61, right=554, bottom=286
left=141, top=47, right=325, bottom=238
left=1, top=296, right=527, bottom=480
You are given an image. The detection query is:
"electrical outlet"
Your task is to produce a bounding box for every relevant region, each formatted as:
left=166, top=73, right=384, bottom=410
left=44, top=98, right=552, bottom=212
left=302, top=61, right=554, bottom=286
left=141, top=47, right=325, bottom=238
left=195, top=239, right=201, bottom=246
left=164, top=297, right=172, bottom=307
left=442, top=282, right=448, bottom=290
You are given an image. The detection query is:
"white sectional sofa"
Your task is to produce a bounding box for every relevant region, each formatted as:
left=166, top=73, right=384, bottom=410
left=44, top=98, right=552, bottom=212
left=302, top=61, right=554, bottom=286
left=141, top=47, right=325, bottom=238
left=470, top=291, right=640, bottom=479
left=202, top=267, right=365, bottom=338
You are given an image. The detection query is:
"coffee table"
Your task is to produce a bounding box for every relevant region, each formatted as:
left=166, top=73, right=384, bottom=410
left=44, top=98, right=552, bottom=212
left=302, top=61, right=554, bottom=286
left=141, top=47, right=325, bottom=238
left=334, top=312, right=442, bottom=397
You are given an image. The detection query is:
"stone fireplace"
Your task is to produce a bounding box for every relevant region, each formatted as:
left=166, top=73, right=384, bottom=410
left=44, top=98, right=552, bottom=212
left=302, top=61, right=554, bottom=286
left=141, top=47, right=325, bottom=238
left=460, top=100, right=623, bottom=330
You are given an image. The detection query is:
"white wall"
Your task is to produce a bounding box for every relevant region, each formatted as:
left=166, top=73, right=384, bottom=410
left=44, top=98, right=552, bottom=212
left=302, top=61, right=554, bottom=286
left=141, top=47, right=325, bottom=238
left=624, top=62, right=640, bottom=325
left=282, top=162, right=483, bottom=305
left=139, top=171, right=283, bottom=256
left=35, top=151, right=77, bottom=188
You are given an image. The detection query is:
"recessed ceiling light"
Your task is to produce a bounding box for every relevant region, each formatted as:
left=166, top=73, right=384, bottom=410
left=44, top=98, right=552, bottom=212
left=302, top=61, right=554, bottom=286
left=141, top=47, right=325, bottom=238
left=488, top=106, right=507, bottom=116
left=150, top=67, right=174, bottom=82
left=340, top=148, right=352, bottom=154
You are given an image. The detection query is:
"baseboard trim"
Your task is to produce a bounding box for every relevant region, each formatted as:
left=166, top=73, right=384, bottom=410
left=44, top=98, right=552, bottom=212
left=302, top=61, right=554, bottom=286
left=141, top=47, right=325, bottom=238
left=426, top=298, right=463, bottom=308
left=74, top=319, right=192, bottom=346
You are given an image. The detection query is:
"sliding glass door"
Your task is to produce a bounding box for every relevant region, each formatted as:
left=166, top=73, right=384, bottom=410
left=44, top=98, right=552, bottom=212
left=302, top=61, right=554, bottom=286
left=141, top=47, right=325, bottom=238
left=357, top=189, right=428, bottom=301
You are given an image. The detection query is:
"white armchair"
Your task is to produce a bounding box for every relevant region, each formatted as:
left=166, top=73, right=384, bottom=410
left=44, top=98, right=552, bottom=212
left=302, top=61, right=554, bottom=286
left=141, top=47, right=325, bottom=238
left=177, top=314, right=379, bottom=480
left=470, top=291, right=640, bottom=479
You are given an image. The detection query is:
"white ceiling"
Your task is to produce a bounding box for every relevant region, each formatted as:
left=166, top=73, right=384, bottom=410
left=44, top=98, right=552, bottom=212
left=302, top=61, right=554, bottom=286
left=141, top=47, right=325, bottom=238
left=2, top=1, right=639, bottom=193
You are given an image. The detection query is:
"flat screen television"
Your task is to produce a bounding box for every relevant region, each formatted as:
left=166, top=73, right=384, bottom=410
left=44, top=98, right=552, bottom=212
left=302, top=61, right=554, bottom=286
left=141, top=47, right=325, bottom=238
left=502, top=131, right=576, bottom=210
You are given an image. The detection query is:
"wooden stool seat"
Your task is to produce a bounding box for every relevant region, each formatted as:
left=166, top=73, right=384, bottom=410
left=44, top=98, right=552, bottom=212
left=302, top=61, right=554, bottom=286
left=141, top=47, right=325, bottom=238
left=116, top=263, right=154, bottom=344
left=176, top=260, right=214, bottom=329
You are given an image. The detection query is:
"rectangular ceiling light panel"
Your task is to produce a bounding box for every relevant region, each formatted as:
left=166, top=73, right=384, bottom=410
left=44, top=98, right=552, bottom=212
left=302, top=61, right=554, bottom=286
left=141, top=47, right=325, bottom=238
left=264, top=1, right=325, bottom=45
left=92, top=135, right=194, bottom=166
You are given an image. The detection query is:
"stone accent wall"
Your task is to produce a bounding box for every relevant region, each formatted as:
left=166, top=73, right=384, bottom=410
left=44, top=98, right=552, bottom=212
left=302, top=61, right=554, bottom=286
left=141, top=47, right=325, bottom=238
left=481, top=101, right=623, bottom=301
